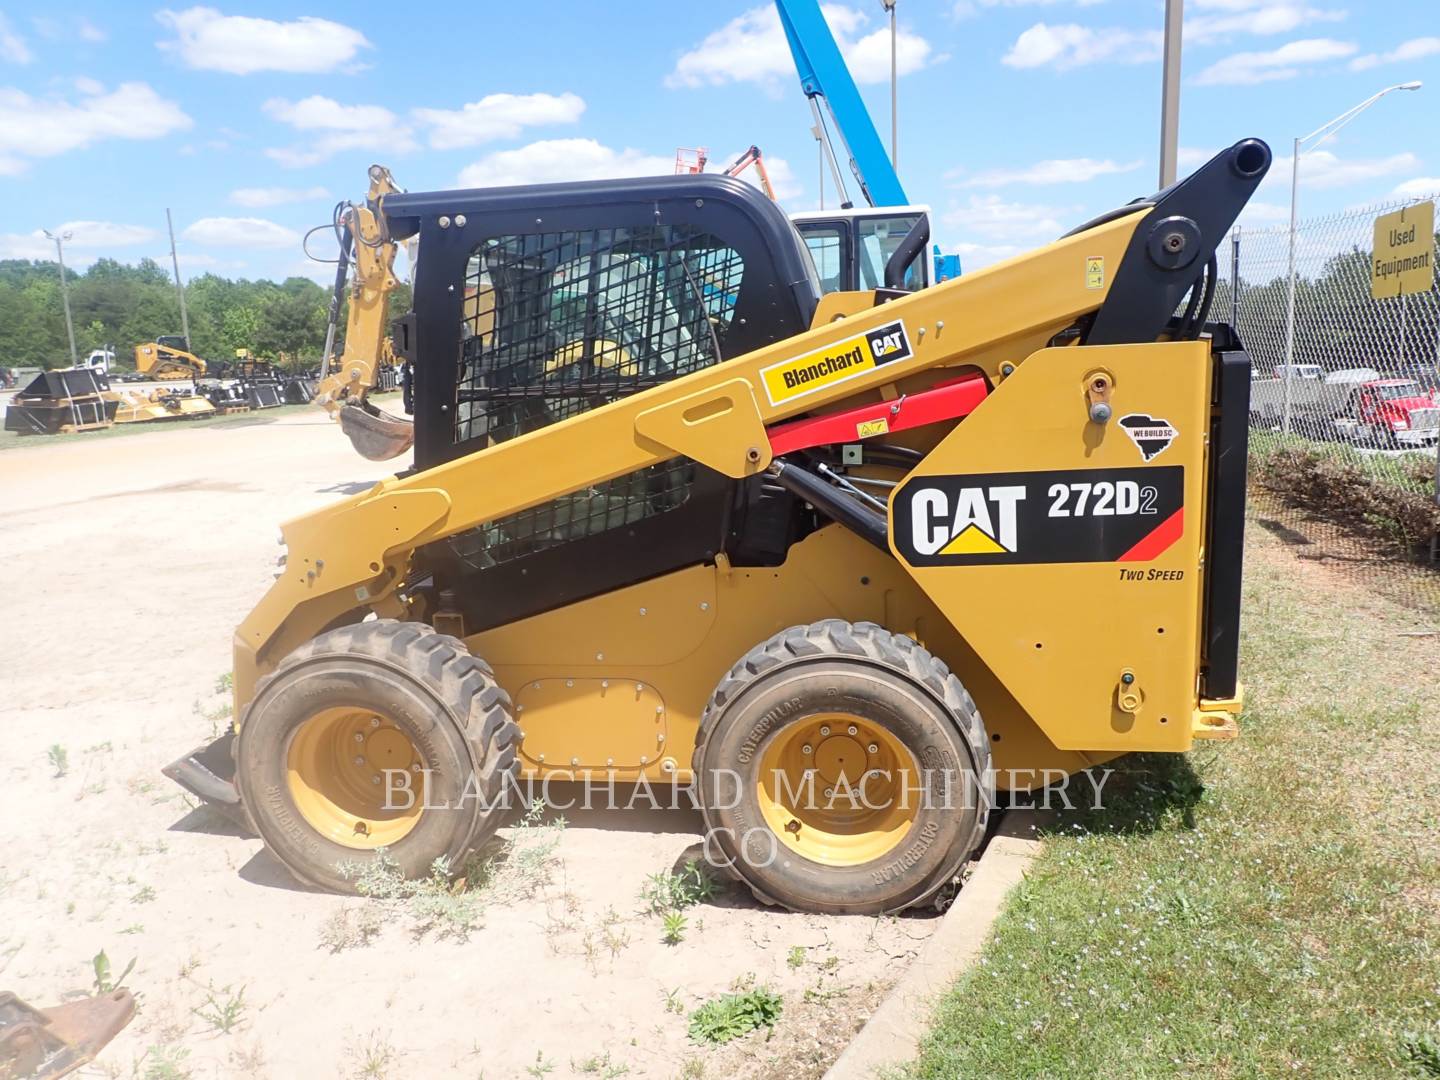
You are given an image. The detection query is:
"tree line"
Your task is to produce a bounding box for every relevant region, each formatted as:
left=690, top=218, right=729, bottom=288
left=0, top=257, right=412, bottom=371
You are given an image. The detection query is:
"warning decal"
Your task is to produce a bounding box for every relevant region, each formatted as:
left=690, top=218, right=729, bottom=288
left=759, top=319, right=911, bottom=406
left=893, top=466, right=1185, bottom=566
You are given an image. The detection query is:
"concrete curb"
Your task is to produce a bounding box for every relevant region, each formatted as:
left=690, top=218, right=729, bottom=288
left=823, top=812, right=1042, bottom=1080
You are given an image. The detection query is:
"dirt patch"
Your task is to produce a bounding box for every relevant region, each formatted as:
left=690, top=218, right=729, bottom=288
left=0, top=413, right=939, bottom=1078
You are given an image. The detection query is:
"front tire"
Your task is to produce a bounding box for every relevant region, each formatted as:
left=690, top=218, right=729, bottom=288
left=234, top=620, right=518, bottom=892
left=692, top=620, right=992, bottom=914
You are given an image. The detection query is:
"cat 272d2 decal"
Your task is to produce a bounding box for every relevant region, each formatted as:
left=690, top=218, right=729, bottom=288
left=893, top=466, right=1185, bottom=567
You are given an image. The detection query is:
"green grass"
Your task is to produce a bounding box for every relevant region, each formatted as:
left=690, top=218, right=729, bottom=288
left=909, top=530, right=1440, bottom=1079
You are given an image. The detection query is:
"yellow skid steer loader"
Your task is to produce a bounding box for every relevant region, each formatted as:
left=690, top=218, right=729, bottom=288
left=165, top=140, right=1270, bottom=914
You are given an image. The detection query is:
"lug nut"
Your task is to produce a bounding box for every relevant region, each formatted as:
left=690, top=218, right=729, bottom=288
left=353, top=732, right=365, bottom=743
left=801, top=744, right=813, bottom=755
left=868, top=743, right=879, bottom=754
left=371, top=774, right=382, bottom=785
left=847, top=725, right=858, bottom=736
left=819, top=725, right=831, bottom=736
left=354, top=755, right=365, bottom=767
left=370, top=717, right=381, bottom=728
left=823, top=787, right=834, bottom=799
left=410, top=763, right=422, bottom=774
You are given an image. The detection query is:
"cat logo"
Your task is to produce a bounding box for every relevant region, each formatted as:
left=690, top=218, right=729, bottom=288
left=759, top=319, right=912, bottom=405
left=909, top=485, right=1027, bottom=556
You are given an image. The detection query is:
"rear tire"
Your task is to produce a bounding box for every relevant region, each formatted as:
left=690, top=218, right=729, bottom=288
left=234, top=619, right=518, bottom=892
left=692, top=620, right=992, bottom=914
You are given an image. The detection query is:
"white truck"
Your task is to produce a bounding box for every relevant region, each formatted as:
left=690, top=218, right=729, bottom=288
left=76, top=347, right=115, bottom=375
left=1250, top=366, right=1380, bottom=436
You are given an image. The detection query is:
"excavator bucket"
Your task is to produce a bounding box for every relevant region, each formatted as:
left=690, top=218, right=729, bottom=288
left=0, top=990, right=135, bottom=1079
left=338, top=402, right=414, bottom=461
left=161, top=731, right=250, bottom=830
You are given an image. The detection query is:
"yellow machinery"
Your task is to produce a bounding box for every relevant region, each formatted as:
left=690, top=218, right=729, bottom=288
left=165, top=140, right=1269, bottom=913
left=133, top=336, right=208, bottom=380
left=108, top=386, right=216, bottom=423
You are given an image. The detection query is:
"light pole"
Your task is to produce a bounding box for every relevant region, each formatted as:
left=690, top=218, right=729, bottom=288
left=881, top=0, right=897, bottom=168
left=1280, top=81, right=1422, bottom=433
left=42, top=228, right=79, bottom=368
left=1158, top=0, right=1183, bottom=188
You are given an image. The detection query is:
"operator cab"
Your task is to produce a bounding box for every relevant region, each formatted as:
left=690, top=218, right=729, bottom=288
left=791, top=206, right=933, bottom=294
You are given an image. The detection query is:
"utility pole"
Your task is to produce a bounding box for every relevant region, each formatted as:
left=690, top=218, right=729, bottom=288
left=1158, top=0, right=1183, bottom=188
left=166, top=208, right=192, bottom=352
left=42, top=229, right=79, bottom=368
left=882, top=0, right=897, bottom=169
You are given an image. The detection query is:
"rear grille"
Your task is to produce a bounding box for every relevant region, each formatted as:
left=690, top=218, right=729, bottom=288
left=1408, top=407, right=1439, bottom=431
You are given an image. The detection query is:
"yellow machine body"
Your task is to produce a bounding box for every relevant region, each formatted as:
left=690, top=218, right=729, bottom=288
left=133, top=341, right=207, bottom=380
left=227, top=188, right=1246, bottom=793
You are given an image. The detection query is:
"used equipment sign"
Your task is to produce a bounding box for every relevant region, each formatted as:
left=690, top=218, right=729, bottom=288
left=1370, top=200, right=1434, bottom=299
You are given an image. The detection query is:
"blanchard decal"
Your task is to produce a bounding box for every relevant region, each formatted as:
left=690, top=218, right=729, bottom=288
left=760, top=319, right=912, bottom=406
left=893, top=466, right=1185, bottom=566
left=1119, top=413, right=1178, bottom=461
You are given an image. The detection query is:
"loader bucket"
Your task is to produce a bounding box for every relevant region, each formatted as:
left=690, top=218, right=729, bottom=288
left=338, top=402, right=415, bottom=460
left=161, top=731, right=252, bottom=831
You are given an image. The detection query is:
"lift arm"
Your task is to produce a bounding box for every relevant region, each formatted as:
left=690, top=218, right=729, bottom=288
left=775, top=0, right=906, bottom=208
left=724, top=146, right=777, bottom=200
left=313, top=165, right=416, bottom=461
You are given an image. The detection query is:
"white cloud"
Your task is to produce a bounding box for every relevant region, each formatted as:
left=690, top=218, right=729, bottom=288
left=943, top=195, right=1073, bottom=240
left=0, top=81, right=191, bottom=173
left=946, top=241, right=1025, bottom=271
left=414, top=92, right=586, bottom=149
left=30, top=15, right=106, bottom=43
left=53, top=221, right=157, bottom=247
left=156, top=7, right=371, bottom=75
left=458, top=139, right=675, bottom=189
left=262, top=95, right=417, bottom=167
left=953, top=0, right=1105, bottom=17
left=960, top=157, right=1142, bottom=187
left=78, top=18, right=106, bottom=43
left=666, top=4, right=933, bottom=90
left=1186, top=3, right=1345, bottom=44
left=1237, top=200, right=1290, bottom=224
left=182, top=217, right=300, bottom=249
left=1394, top=177, right=1440, bottom=198
left=0, top=232, right=66, bottom=260
left=229, top=185, right=332, bottom=208
left=1002, top=22, right=1162, bottom=69
left=1193, top=37, right=1355, bottom=85
left=1350, top=36, right=1440, bottom=71
left=0, top=14, right=33, bottom=64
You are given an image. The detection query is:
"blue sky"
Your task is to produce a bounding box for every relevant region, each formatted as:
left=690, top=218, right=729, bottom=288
left=1, top=1, right=1436, bottom=281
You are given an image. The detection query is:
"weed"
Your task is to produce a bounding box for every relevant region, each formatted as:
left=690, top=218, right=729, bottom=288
left=687, top=986, right=783, bottom=1044
left=214, top=672, right=234, bottom=695
left=677, top=1057, right=706, bottom=1078
left=92, top=949, right=135, bottom=994
left=130, top=885, right=157, bottom=904
left=141, top=1044, right=191, bottom=1080
left=663, top=987, right=685, bottom=1015
left=524, top=1050, right=555, bottom=1077
left=120, top=923, right=144, bottom=936
left=340, top=801, right=563, bottom=940
left=228, top=1041, right=266, bottom=1074
left=346, top=1031, right=397, bottom=1079
left=639, top=859, right=718, bottom=915
left=575, top=1049, right=629, bottom=1077
left=47, top=744, right=68, bottom=778
left=177, top=956, right=201, bottom=979
left=661, top=910, right=687, bottom=946
left=192, top=983, right=247, bottom=1034
left=319, top=903, right=384, bottom=953
left=786, top=945, right=806, bottom=970
left=1403, top=1029, right=1440, bottom=1078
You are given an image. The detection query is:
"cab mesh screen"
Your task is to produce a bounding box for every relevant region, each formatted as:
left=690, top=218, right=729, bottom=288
left=446, top=225, right=744, bottom=566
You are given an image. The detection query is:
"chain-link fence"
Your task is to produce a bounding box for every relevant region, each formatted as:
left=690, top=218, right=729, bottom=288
left=1217, top=193, right=1440, bottom=612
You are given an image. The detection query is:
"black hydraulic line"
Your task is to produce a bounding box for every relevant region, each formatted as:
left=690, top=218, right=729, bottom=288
left=769, top=458, right=889, bottom=553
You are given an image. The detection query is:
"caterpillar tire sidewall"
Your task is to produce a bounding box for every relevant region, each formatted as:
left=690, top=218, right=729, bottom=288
left=695, top=624, right=990, bottom=915
left=235, top=624, right=509, bottom=893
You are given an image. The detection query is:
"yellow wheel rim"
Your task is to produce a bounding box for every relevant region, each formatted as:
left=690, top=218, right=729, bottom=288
left=286, top=707, right=426, bottom=849
left=755, top=713, right=919, bottom=867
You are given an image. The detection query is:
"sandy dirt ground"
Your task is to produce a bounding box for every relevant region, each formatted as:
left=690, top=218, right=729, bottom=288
left=0, top=409, right=940, bottom=1079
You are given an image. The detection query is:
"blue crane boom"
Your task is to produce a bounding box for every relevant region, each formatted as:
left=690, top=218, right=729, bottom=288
left=775, top=0, right=908, bottom=209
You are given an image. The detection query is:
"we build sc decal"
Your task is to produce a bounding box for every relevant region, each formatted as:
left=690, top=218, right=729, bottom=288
left=760, top=320, right=912, bottom=406
left=893, top=467, right=1185, bottom=566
